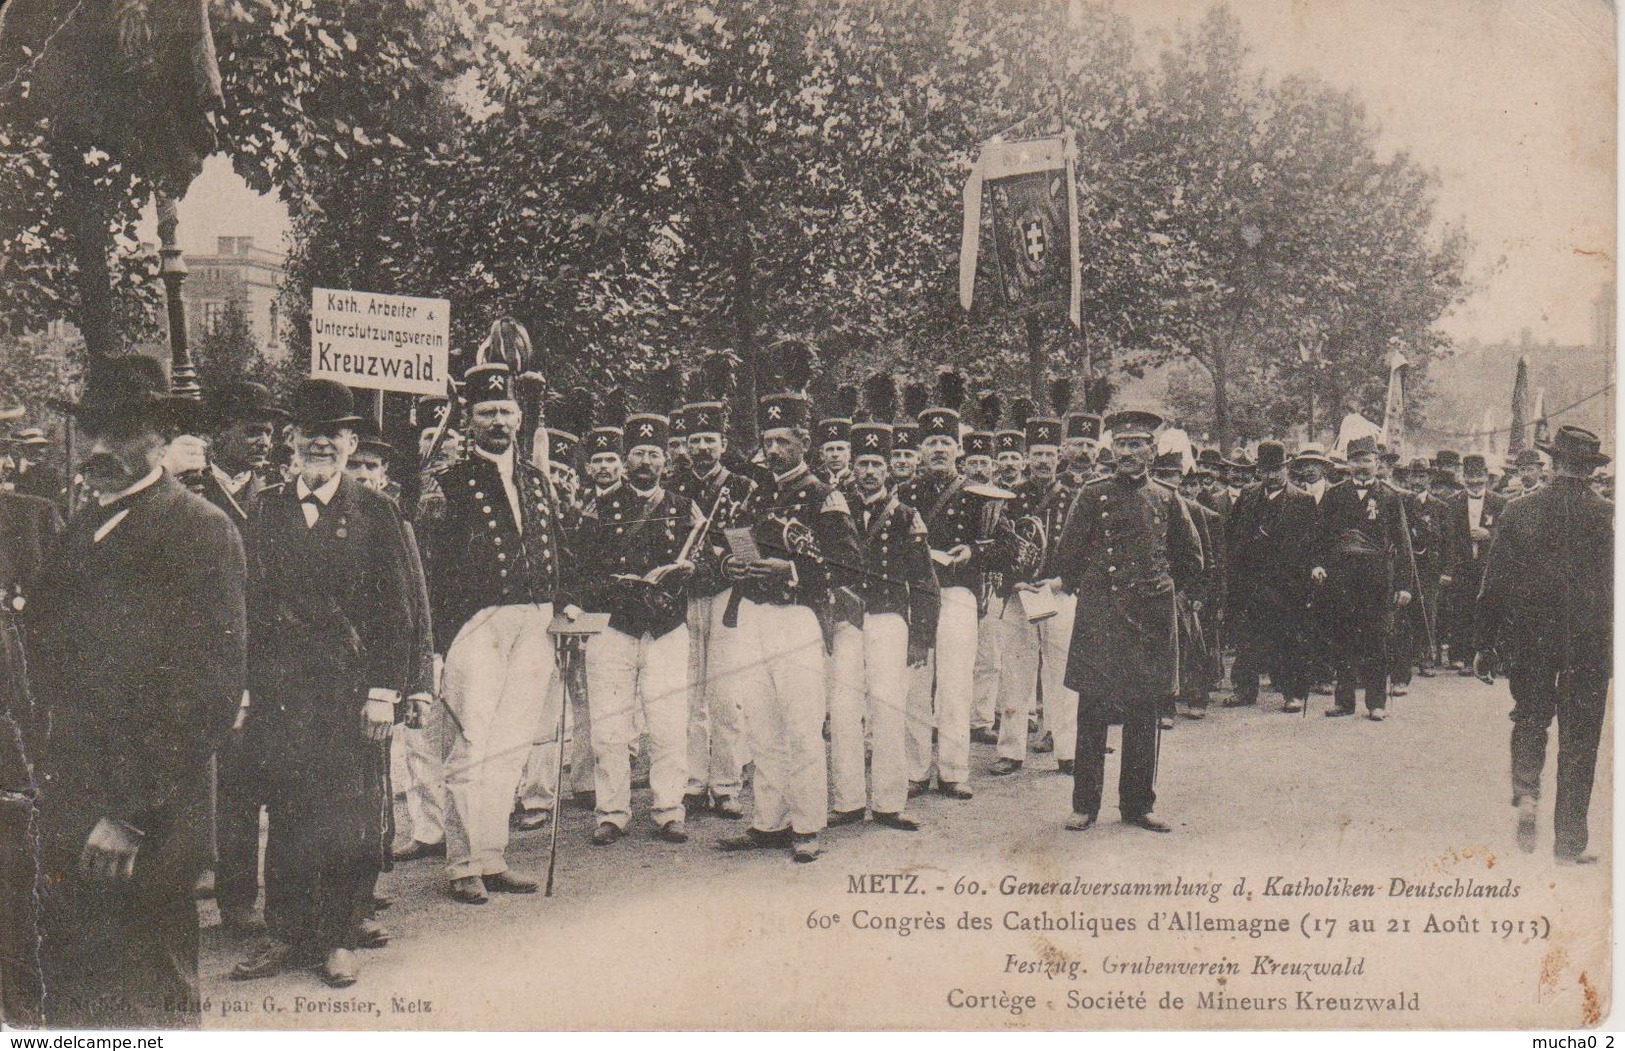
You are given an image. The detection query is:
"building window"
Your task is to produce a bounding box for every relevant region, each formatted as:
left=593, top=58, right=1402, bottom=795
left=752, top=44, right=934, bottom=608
left=268, top=302, right=279, bottom=347
left=201, top=301, right=227, bottom=334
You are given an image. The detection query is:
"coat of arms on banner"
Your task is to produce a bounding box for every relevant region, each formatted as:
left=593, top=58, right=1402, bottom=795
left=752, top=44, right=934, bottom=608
left=990, top=170, right=1069, bottom=310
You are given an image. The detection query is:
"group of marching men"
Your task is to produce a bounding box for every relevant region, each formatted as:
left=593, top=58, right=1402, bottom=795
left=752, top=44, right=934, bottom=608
left=0, top=340, right=1611, bottom=1025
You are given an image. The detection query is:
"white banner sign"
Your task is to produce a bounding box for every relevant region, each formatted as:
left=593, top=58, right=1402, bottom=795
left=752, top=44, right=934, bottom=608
left=310, top=287, right=449, bottom=396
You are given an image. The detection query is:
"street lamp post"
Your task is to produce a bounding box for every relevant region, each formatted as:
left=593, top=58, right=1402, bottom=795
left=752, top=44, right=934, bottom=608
left=155, top=193, right=200, bottom=399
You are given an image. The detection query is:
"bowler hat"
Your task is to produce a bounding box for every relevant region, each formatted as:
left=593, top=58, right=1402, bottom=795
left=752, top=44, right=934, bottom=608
left=1432, top=449, right=1462, bottom=470
left=1255, top=441, right=1287, bottom=471
left=1461, top=453, right=1488, bottom=476
left=208, top=381, right=290, bottom=426
left=1513, top=448, right=1545, bottom=468
left=1537, top=425, right=1610, bottom=467
left=288, top=379, right=365, bottom=429
left=54, top=355, right=204, bottom=432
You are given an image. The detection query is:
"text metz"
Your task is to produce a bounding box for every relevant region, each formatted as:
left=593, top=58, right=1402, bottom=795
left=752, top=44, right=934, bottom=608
left=848, top=873, right=925, bottom=895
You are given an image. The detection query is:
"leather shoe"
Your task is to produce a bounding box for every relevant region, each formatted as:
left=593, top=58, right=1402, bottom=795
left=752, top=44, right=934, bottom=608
left=514, top=808, right=551, bottom=832
left=1064, top=812, right=1097, bottom=832
left=354, top=919, right=390, bottom=949
left=1417, top=667, right=1437, bottom=678
left=970, top=727, right=999, bottom=745
left=717, top=827, right=792, bottom=852
left=682, top=791, right=709, bottom=813
left=1367, top=708, right=1387, bottom=722
left=872, top=811, right=920, bottom=831
left=657, top=820, right=689, bottom=843
left=1555, top=852, right=1599, bottom=866
left=937, top=781, right=974, bottom=800
left=1221, top=696, right=1257, bottom=708
left=1282, top=699, right=1304, bottom=713
left=1158, top=716, right=1175, bottom=730
left=484, top=870, right=539, bottom=893
left=392, top=838, right=446, bottom=862
left=712, top=795, right=744, bottom=820
left=319, top=948, right=359, bottom=988
left=1515, top=798, right=1537, bottom=853
left=570, top=790, right=597, bottom=810
left=827, top=808, right=865, bottom=827
left=1324, top=707, right=1355, bottom=718
left=1181, top=705, right=1206, bottom=720
left=219, top=905, right=267, bottom=935
left=1031, top=731, right=1054, bottom=754
left=791, top=833, right=822, bottom=863
left=371, top=893, right=392, bottom=912
left=1055, top=759, right=1074, bottom=776
left=231, top=938, right=306, bottom=981
left=1390, top=685, right=1409, bottom=696
left=1123, top=813, right=1172, bottom=833
left=591, top=823, right=624, bottom=846
left=988, top=757, right=1022, bottom=776
left=449, top=876, right=489, bottom=904
left=906, top=779, right=929, bottom=799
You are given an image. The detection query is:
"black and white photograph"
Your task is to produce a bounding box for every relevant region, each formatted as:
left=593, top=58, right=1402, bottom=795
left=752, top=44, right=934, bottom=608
left=0, top=0, right=1614, bottom=1034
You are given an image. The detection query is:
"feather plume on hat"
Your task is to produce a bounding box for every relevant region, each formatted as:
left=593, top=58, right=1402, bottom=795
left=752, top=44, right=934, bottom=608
left=597, top=385, right=627, bottom=428
left=694, top=350, right=738, bottom=401
left=1049, top=376, right=1073, bottom=417
left=978, top=391, right=1002, bottom=430
left=1010, top=396, right=1036, bottom=427
left=767, top=338, right=817, bottom=394
left=902, top=380, right=929, bottom=421
left=831, top=383, right=858, bottom=419
left=551, top=386, right=594, bottom=438
left=936, top=367, right=966, bottom=412
left=863, top=372, right=897, bottom=424
left=644, top=360, right=685, bottom=414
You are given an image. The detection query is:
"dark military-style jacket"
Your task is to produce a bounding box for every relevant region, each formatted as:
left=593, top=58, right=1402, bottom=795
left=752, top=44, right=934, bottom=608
left=735, top=463, right=861, bottom=616
left=897, top=470, right=987, bottom=594
left=425, top=449, right=568, bottom=653
left=672, top=463, right=760, bottom=599
left=851, top=489, right=940, bottom=653
left=1225, top=481, right=1316, bottom=618
left=572, top=481, right=706, bottom=639
left=1475, top=477, right=1612, bottom=673
left=999, top=475, right=1072, bottom=590
left=1053, top=471, right=1203, bottom=711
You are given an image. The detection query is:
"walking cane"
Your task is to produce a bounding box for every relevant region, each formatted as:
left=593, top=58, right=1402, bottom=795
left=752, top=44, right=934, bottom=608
left=544, top=613, right=607, bottom=896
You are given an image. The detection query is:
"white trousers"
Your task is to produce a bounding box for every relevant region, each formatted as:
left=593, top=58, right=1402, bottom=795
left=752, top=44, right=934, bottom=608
left=826, top=620, right=867, bottom=814
left=830, top=612, right=909, bottom=815
left=734, top=599, right=828, bottom=835
left=686, top=590, right=745, bottom=800
left=1040, top=591, right=1079, bottom=763
left=442, top=603, right=558, bottom=880
left=588, top=625, right=690, bottom=829
left=971, top=605, right=1001, bottom=731
left=400, top=697, right=448, bottom=845
left=516, top=670, right=591, bottom=811
left=995, top=595, right=1043, bottom=761
left=906, top=586, right=979, bottom=785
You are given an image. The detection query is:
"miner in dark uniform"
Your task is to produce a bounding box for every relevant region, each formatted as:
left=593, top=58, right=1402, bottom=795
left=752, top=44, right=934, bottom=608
left=828, top=421, right=939, bottom=831
left=1475, top=426, right=1612, bottom=865
left=670, top=362, right=760, bottom=820
left=889, top=383, right=927, bottom=486
left=1, top=485, right=61, bottom=1023
left=898, top=370, right=988, bottom=800
left=193, top=381, right=287, bottom=935
left=1441, top=453, right=1507, bottom=676
left=27, top=358, right=245, bottom=1024
left=814, top=390, right=857, bottom=492
left=424, top=364, right=572, bottom=904
left=1051, top=409, right=1201, bottom=833
left=715, top=354, right=861, bottom=862
left=1310, top=435, right=1415, bottom=721
left=573, top=409, right=705, bottom=844
left=1223, top=441, right=1316, bottom=712
left=230, top=380, right=411, bottom=988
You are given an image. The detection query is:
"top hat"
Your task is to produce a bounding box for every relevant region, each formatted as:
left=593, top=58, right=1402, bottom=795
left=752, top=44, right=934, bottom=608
left=209, top=381, right=290, bottom=425
left=1103, top=408, right=1163, bottom=439
left=1538, top=425, right=1611, bottom=467
left=463, top=363, right=516, bottom=406
left=624, top=412, right=669, bottom=451
left=760, top=392, right=813, bottom=433
left=1461, top=453, right=1488, bottom=475
left=963, top=431, right=994, bottom=457
left=892, top=421, right=920, bottom=452
left=1025, top=417, right=1062, bottom=449
left=1255, top=441, right=1287, bottom=472
left=1432, top=449, right=1462, bottom=470
left=851, top=422, right=893, bottom=459
left=56, top=355, right=208, bottom=432
left=1344, top=435, right=1379, bottom=458
left=1065, top=412, right=1102, bottom=442
left=288, top=379, right=366, bottom=429
left=1513, top=448, right=1545, bottom=468
left=684, top=401, right=725, bottom=437
left=815, top=417, right=853, bottom=446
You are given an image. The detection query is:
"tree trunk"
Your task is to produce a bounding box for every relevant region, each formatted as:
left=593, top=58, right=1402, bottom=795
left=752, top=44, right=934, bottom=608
left=1210, top=341, right=1232, bottom=453
left=732, top=216, right=759, bottom=450
left=58, top=148, right=118, bottom=361
left=1024, top=313, right=1044, bottom=400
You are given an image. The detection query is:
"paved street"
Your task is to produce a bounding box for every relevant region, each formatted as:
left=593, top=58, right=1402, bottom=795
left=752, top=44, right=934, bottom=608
left=199, top=668, right=1612, bottom=1030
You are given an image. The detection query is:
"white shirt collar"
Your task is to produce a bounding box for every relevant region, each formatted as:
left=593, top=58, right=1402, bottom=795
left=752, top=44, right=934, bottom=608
left=97, top=467, right=163, bottom=507
left=296, top=471, right=343, bottom=506
left=475, top=445, right=515, bottom=476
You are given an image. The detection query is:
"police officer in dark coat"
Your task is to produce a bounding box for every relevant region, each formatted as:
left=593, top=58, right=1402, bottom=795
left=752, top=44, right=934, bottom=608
left=1309, top=435, right=1416, bottom=720
left=231, top=380, right=412, bottom=988
left=1052, top=410, right=1202, bottom=833
left=1474, top=426, right=1612, bottom=865
left=25, top=357, right=246, bottom=1027
left=1223, top=441, right=1317, bottom=712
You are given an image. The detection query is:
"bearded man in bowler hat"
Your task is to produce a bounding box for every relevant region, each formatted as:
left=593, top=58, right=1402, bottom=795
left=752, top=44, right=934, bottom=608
left=231, top=380, right=412, bottom=988
left=25, top=356, right=246, bottom=1026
